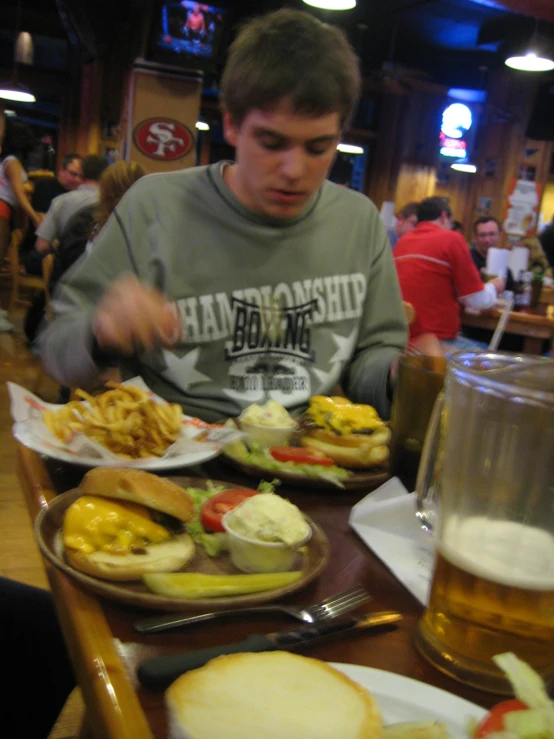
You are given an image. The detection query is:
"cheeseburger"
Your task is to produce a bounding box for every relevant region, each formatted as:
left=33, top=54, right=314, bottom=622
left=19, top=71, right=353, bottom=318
left=62, top=468, right=196, bottom=581
left=299, top=396, right=391, bottom=468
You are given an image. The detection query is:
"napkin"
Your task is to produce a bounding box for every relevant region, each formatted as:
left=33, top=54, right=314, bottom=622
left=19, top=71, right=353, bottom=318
left=348, top=478, right=435, bottom=605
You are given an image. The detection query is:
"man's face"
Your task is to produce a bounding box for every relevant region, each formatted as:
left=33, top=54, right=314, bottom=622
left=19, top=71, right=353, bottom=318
left=474, top=220, right=500, bottom=256
left=223, top=100, right=341, bottom=219
left=397, top=214, right=418, bottom=237
left=58, top=158, right=83, bottom=191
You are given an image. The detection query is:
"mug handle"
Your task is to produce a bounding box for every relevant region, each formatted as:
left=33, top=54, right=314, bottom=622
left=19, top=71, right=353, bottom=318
left=415, top=391, right=445, bottom=532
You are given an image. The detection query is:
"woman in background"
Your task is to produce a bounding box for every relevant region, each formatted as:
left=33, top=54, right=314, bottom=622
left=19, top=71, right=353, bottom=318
left=25, top=160, right=146, bottom=345
left=0, top=117, right=42, bottom=265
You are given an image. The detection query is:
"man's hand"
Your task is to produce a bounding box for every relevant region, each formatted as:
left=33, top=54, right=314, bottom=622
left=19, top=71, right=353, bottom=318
left=92, top=275, right=182, bottom=354
left=490, top=276, right=505, bottom=294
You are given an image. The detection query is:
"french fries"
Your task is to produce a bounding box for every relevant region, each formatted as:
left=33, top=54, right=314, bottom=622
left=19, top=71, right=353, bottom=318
left=43, top=383, right=183, bottom=458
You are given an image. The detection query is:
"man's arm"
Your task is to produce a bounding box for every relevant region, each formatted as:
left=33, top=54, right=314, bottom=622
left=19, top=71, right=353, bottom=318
left=38, top=198, right=179, bottom=388
left=342, top=210, right=408, bottom=420
left=35, top=199, right=60, bottom=248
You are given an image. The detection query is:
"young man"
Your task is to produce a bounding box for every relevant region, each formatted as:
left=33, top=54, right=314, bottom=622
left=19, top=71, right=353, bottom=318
left=39, top=9, right=407, bottom=421
left=386, top=202, right=418, bottom=249
left=394, top=197, right=505, bottom=351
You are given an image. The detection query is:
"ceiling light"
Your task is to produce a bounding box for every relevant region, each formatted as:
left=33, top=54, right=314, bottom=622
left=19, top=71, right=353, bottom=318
left=195, top=121, right=210, bottom=131
left=4, top=109, right=17, bottom=116
left=451, top=161, right=477, bottom=173
left=0, top=80, right=35, bottom=102
left=505, top=52, right=554, bottom=72
left=0, top=0, right=36, bottom=103
left=337, top=143, right=364, bottom=154
left=303, top=0, right=356, bottom=10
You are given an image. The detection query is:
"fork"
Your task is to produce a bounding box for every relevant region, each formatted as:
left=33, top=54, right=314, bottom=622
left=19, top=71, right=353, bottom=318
left=134, top=585, right=371, bottom=634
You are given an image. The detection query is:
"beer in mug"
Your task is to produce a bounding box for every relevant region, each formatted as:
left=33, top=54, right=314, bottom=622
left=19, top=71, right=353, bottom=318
left=415, top=351, right=554, bottom=693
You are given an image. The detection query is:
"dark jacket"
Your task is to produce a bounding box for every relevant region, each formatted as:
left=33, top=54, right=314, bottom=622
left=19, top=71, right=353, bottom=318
left=24, top=205, right=95, bottom=343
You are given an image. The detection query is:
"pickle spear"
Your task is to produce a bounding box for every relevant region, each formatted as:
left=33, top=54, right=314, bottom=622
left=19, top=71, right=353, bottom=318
left=142, top=571, right=302, bottom=598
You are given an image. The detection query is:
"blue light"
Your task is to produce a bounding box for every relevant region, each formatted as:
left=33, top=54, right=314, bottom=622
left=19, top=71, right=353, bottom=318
left=441, top=103, right=472, bottom=139
left=447, top=89, right=486, bottom=103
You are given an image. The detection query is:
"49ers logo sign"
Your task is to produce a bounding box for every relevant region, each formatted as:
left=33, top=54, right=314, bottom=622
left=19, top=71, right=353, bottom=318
left=133, top=118, right=194, bottom=161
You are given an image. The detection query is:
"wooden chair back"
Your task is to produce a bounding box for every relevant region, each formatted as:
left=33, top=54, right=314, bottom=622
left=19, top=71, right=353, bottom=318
left=42, top=253, right=55, bottom=322
left=9, top=229, right=47, bottom=312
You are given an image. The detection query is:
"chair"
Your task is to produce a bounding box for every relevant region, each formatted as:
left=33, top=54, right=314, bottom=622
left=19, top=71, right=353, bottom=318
left=9, top=228, right=47, bottom=313
left=42, top=252, right=55, bottom=322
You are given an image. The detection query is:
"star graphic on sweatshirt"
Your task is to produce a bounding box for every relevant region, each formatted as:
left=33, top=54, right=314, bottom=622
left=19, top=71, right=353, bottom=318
left=161, top=347, right=212, bottom=391
left=312, top=327, right=358, bottom=393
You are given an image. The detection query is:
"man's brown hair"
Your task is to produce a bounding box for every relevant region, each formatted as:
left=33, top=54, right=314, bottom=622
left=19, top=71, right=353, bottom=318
left=221, top=9, right=361, bottom=128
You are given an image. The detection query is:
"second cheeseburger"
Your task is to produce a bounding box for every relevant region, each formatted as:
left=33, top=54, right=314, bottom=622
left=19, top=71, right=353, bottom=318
left=62, top=468, right=196, bottom=581
left=299, top=396, right=391, bottom=469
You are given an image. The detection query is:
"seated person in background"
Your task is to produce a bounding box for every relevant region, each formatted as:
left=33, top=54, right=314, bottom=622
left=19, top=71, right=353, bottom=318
left=394, top=197, right=505, bottom=351
left=0, top=577, right=75, bottom=737
left=20, top=153, right=84, bottom=276
left=470, top=216, right=515, bottom=290
left=25, top=160, right=146, bottom=345
left=34, top=154, right=108, bottom=255
left=386, top=202, right=418, bottom=249
left=39, top=9, right=408, bottom=423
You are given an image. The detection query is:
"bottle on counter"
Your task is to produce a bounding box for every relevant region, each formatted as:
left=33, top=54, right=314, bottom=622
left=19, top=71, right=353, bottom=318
left=513, top=270, right=524, bottom=311
left=519, top=271, right=533, bottom=312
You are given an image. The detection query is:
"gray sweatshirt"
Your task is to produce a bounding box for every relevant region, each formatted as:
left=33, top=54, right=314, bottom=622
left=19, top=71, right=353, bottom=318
left=40, top=163, right=407, bottom=422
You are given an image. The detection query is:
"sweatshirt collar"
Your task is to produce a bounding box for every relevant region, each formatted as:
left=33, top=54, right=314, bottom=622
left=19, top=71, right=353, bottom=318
left=208, top=161, right=322, bottom=228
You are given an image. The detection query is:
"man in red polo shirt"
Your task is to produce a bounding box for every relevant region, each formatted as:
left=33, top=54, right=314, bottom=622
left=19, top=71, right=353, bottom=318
left=394, top=197, right=505, bottom=351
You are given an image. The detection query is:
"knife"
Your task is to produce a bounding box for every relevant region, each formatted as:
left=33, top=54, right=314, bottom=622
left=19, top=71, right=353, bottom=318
left=137, top=610, right=402, bottom=691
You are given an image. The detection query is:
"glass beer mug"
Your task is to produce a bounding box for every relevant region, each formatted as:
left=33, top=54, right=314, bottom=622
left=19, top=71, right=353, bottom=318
left=414, top=351, right=554, bottom=693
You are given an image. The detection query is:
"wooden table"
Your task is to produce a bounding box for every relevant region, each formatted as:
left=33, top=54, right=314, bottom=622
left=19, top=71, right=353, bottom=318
left=462, top=306, right=554, bottom=354
left=17, top=443, right=500, bottom=739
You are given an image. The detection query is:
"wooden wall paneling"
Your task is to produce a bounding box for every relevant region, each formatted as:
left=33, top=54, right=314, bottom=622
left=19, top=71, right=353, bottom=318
left=365, top=93, right=407, bottom=207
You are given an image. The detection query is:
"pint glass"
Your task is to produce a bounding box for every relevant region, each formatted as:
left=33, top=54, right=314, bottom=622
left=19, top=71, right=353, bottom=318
left=389, top=355, right=446, bottom=493
left=414, top=351, right=554, bottom=693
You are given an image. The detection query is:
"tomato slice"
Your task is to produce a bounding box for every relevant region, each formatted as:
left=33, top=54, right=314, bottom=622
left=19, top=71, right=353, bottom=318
left=475, top=699, right=528, bottom=738
left=200, top=489, right=259, bottom=533
left=270, top=446, right=334, bottom=467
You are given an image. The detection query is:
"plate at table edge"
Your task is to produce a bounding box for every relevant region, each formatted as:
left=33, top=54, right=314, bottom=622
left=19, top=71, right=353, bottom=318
left=221, top=417, right=390, bottom=491
left=13, top=420, right=221, bottom=470
left=34, top=476, right=330, bottom=612
left=331, top=663, right=486, bottom=737
left=221, top=449, right=390, bottom=491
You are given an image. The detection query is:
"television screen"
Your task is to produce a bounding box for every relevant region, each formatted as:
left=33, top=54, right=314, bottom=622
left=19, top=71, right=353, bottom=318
left=153, top=2, right=230, bottom=63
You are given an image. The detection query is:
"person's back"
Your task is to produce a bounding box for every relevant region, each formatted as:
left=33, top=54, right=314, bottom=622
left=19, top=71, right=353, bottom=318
left=394, top=197, right=503, bottom=347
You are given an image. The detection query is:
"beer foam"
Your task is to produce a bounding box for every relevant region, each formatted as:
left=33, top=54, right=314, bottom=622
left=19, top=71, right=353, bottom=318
left=439, top=516, right=554, bottom=591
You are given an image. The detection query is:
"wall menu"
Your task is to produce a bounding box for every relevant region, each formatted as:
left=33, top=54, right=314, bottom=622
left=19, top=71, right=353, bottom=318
left=503, top=178, right=542, bottom=237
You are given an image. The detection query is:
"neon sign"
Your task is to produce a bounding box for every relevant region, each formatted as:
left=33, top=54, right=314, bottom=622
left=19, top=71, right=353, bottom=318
left=439, top=103, right=472, bottom=158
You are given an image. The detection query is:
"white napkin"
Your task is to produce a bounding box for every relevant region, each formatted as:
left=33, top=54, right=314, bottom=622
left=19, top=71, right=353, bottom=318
left=486, top=247, right=510, bottom=278
left=349, top=478, right=435, bottom=605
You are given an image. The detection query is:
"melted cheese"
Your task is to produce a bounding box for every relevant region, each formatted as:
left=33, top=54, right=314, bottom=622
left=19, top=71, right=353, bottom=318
left=307, top=396, right=383, bottom=434
left=63, top=496, right=169, bottom=555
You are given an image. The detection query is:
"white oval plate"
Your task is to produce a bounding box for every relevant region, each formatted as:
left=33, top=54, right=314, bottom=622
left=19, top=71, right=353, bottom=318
left=13, top=421, right=221, bottom=470
left=330, top=663, right=486, bottom=737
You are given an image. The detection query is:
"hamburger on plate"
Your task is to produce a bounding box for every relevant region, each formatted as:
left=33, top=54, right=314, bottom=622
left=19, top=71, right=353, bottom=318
left=299, top=396, right=391, bottom=469
left=62, top=468, right=196, bottom=581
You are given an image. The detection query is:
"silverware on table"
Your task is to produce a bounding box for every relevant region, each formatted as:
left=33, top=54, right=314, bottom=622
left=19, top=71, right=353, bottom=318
left=137, top=609, right=402, bottom=690
left=134, top=585, right=371, bottom=634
